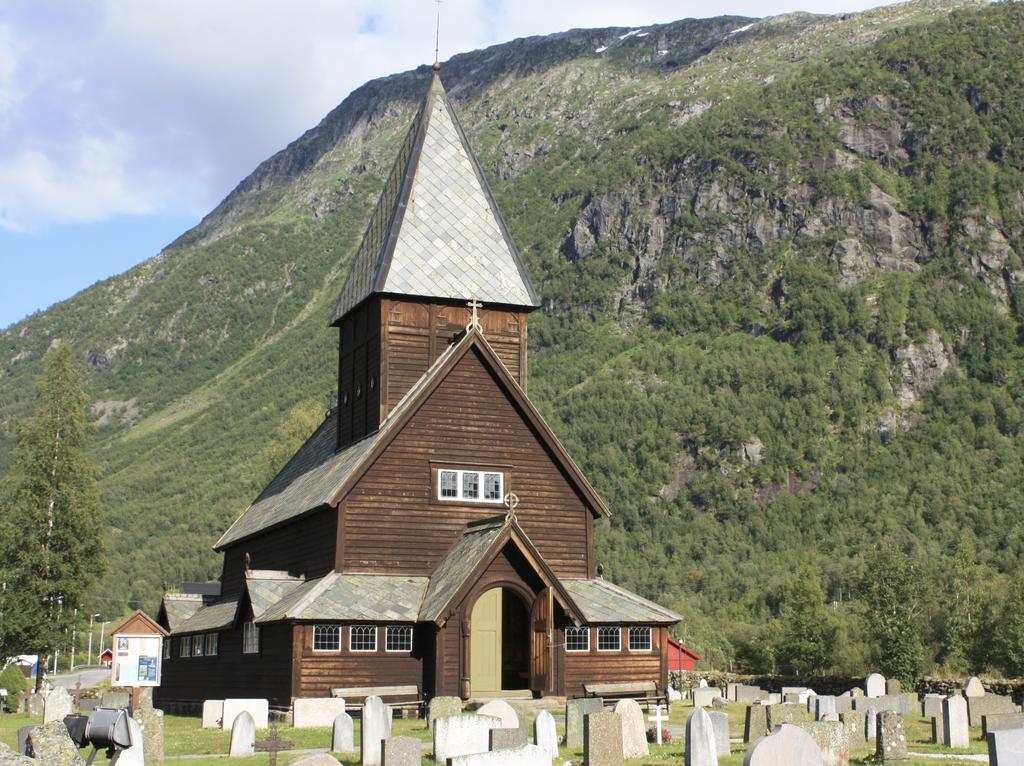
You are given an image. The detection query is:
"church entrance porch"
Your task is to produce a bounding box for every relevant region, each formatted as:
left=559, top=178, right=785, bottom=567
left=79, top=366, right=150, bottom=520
left=469, top=586, right=531, bottom=696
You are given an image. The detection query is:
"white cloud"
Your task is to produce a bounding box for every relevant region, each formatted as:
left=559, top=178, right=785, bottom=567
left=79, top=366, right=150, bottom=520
left=0, top=0, right=897, bottom=232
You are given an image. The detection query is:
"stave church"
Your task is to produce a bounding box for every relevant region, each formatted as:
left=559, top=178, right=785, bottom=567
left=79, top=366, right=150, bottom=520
left=156, top=65, right=680, bottom=709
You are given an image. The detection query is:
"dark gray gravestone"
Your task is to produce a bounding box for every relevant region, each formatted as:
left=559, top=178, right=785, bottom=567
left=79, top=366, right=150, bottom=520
left=565, top=698, right=603, bottom=749
left=875, top=711, right=908, bottom=763
left=984, top=712, right=1024, bottom=737
left=382, top=736, right=421, bottom=766
left=489, top=728, right=528, bottom=751
left=583, top=711, right=623, bottom=766
left=968, top=693, right=1017, bottom=727
left=744, top=703, right=770, bottom=743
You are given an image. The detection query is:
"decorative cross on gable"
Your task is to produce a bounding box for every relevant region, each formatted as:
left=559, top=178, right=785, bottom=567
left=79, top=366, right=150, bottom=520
left=255, top=720, right=294, bottom=766
left=466, top=299, right=483, bottom=333
left=503, top=491, right=520, bottom=524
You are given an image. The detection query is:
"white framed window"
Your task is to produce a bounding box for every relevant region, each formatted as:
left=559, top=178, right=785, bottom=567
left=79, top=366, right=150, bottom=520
left=437, top=469, right=504, bottom=503
left=205, top=633, right=219, bottom=656
left=597, top=627, right=621, bottom=652
left=350, top=625, right=377, bottom=652
left=628, top=626, right=652, bottom=652
left=313, top=624, right=342, bottom=652
left=192, top=634, right=204, bottom=657
left=179, top=637, right=191, bottom=658
left=163, top=640, right=171, bottom=660
left=565, top=627, right=590, bottom=652
left=386, top=625, right=413, bottom=653
left=243, top=621, right=260, bottom=654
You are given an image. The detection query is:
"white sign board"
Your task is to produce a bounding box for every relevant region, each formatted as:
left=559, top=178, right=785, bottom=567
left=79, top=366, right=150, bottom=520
left=110, top=634, right=162, bottom=687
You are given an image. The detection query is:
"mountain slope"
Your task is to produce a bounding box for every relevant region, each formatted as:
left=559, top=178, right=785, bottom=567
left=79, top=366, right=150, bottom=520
left=2, top=0, right=1021, bottom=670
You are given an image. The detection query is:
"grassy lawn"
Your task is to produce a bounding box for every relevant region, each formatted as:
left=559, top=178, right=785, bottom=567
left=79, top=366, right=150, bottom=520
left=0, top=702, right=992, bottom=765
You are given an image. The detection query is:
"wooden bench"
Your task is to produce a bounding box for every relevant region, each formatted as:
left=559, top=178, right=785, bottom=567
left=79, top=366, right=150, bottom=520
left=331, top=685, right=424, bottom=718
left=582, top=681, right=667, bottom=711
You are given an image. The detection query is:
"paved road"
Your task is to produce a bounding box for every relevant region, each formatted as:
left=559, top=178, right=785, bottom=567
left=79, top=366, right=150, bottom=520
left=48, top=667, right=109, bottom=689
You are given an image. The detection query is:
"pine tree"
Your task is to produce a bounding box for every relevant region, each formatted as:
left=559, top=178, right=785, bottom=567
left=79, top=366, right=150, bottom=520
left=861, top=547, right=923, bottom=685
left=0, top=344, right=104, bottom=687
left=776, top=566, right=839, bottom=675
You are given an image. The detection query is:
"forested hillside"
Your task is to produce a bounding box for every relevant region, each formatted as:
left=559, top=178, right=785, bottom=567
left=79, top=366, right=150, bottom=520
left=2, top=0, right=1023, bottom=673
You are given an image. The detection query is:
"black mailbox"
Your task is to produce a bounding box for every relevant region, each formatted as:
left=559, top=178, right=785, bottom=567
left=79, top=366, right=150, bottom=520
left=84, top=707, right=133, bottom=749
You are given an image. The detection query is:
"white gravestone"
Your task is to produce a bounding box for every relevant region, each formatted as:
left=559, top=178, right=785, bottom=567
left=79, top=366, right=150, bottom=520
left=361, top=696, right=393, bottom=766
left=612, top=699, right=649, bottom=759
left=943, top=695, right=969, bottom=748
left=964, top=677, right=985, bottom=698
left=476, top=700, right=519, bottom=729
left=42, top=687, right=73, bottom=724
left=865, top=674, right=886, bottom=698
left=294, top=698, right=348, bottom=729
left=333, top=711, right=356, bottom=753
left=815, top=697, right=837, bottom=721
left=450, top=743, right=550, bottom=766
left=222, top=698, right=269, bottom=730
left=743, top=723, right=824, bottom=766
left=668, top=687, right=682, bottom=702
left=229, top=710, right=256, bottom=757
left=202, top=700, right=224, bottom=729
left=685, top=707, right=719, bottom=766
left=117, top=717, right=146, bottom=766
left=533, top=710, right=558, bottom=761
left=989, top=727, right=1024, bottom=766
left=692, top=687, right=722, bottom=708
left=707, top=710, right=730, bottom=757
left=434, top=714, right=501, bottom=764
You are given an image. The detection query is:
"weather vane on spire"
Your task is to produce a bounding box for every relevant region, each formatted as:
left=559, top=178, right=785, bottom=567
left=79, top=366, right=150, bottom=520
left=433, top=0, right=443, bottom=70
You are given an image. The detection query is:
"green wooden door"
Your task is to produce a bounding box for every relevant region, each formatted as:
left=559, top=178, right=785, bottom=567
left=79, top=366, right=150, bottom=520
left=471, top=587, right=503, bottom=694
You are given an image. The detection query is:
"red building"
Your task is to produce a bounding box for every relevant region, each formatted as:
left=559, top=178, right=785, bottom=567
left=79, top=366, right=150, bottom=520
left=99, top=649, right=113, bottom=668
left=667, top=638, right=701, bottom=672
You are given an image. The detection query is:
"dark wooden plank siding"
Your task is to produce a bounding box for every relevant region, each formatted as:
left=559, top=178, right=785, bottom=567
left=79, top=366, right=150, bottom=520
left=220, top=509, right=337, bottom=596
left=338, top=299, right=381, bottom=448
left=558, top=624, right=668, bottom=699
left=156, top=624, right=293, bottom=708
left=340, top=348, right=591, bottom=578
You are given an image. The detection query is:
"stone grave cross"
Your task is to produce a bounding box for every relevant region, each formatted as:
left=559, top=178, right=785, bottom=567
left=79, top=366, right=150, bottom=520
left=255, top=719, right=294, bottom=766
left=648, top=704, right=669, bottom=744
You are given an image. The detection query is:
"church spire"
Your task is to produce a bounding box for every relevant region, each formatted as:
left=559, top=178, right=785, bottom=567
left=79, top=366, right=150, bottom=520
left=330, top=69, right=539, bottom=326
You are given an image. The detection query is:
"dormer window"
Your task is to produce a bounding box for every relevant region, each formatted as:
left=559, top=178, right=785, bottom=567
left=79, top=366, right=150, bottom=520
left=437, top=469, right=504, bottom=503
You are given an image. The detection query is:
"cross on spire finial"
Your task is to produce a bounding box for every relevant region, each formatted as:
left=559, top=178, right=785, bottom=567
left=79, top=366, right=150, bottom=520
left=504, top=492, right=520, bottom=524
left=466, top=299, right=483, bottom=332
left=433, top=0, right=443, bottom=70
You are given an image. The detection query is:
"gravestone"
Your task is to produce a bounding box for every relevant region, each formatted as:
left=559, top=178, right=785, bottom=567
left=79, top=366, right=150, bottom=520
left=833, top=695, right=853, bottom=715
left=477, top=700, right=519, bottom=729
left=964, top=676, right=985, bottom=697
left=798, top=689, right=816, bottom=704
left=101, top=691, right=131, bottom=709
left=783, top=694, right=802, bottom=705
left=428, top=697, right=463, bottom=730
left=17, top=726, right=33, bottom=757
left=711, top=696, right=729, bottom=709
left=989, top=727, right=1024, bottom=765
left=885, top=679, right=902, bottom=696
left=434, top=715, right=500, bottom=764
left=0, top=741, right=33, bottom=766
left=736, top=686, right=766, bottom=703
left=744, top=703, right=770, bottom=742
left=791, top=721, right=848, bottom=766
left=921, top=694, right=943, bottom=719
left=968, top=693, right=1017, bottom=727
left=765, top=693, right=781, bottom=705
left=229, top=711, right=257, bottom=757
left=202, top=700, right=224, bottom=729
left=692, top=687, right=722, bottom=708
left=584, top=711, right=623, bottom=766
left=382, top=736, right=421, bottom=766
left=782, top=686, right=808, bottom=696
left=865, top=673, right=886, bottom=698
left=742, top=723, right=823, bottom=766
left=294, top=698, right=348, bottom=729
left=849, top=688, right=864, bottom=698
left=727, top=683, right=739, bottom=701
left=707, top=710, right=730, bottom=757
left=852, top=694, right=907, bottom=715
left=983, top=712, right=1024, bottom=736
left=612, top=699, right=648, bottom=759
left=668, top=687, right=682, bottom=702
left=137, top=703, right=165, bottom=763
left=767, top=703, right=810, bottom=729
left=865, top=707, right=879, bottom=742
left=942, top=695, right=969, bottom=748
left=42, top=687, right=73, bottom=724
left=223, top=698, right=269, bottom=730
left=565, top=698, right=603, bottom=749
left=26, top=721, right=84, bottom=765
left=699, top=679, right=709, bottom=688
left=490, top=728, right=528, bottom=751
left=26, top=694, right=44, bottom=718
left=930, top=714, right=944, bottom=745
left=361, top=696, right=393, bottom=766
left=814, top=697, right=836, bottom=721
left=684, top=707, right=718, bottom=766
left=115, top=717, right=146, bottom=766
left=875, top=711, right=908, bottom=763
left=450, top=744, right=549, bottom=766
left=333, top=711, right=355, bottom=753
left=533, top=710, right=558, bottom=761
left=839, top=710, right=866, bottom=742
left=79, top=699, right=98, bottom=713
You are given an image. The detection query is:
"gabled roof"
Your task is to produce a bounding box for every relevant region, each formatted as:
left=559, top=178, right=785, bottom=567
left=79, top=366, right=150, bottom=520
left=255, top=573, right=428, bottom=624
left=158, top=593, right=205, bottom=632
left=244, top=570, right=305, bottom=618
left=668, top=637, right=702, bottom=660
left=330, top=69, right=539, bottom=325
left=561, top=578, right=682, bottom=625
left=173, top=598, right=239, bottom=635
left=110, top=610, right=169, bottom=638
left=216, top=327, right=609, bottom=550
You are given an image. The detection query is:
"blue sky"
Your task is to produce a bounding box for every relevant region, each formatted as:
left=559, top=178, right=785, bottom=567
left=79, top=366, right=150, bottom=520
left=0, top=0, right=906, bottom=329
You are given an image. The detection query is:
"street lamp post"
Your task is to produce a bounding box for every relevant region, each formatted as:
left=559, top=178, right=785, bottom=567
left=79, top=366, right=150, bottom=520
left=87, top=613, right=101, bottom=666
left=98, top=621, right=110, bottom=663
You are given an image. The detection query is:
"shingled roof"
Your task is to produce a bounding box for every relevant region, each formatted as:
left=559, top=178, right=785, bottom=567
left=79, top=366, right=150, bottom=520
left=330, top=70, right=539, bottom=325
left=255, top=573, right=428, bottom=624
left=561, top=578, right=682, bottom=624
left=158, top=593, right=205, bottom=632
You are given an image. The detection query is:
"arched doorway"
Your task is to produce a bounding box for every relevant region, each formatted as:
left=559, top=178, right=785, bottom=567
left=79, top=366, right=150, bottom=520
left=469, top=587, right=530, bottom=695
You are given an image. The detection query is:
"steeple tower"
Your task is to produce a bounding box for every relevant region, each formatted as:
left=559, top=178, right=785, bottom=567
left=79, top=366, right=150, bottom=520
left=331, top=68, right=540, bottom=449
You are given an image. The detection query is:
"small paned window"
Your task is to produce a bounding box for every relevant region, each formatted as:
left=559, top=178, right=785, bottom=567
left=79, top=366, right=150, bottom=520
left=243, top=621, right=260, bottom=654
left=179, top=637, right=191, bottom=658
left=484, top=473, right=502, bottom=501
left=313, top=624, right=342, bottom=652
left=385, top=625, right=413, bottom=652
left=628, top=627, right=652, bottom=652
left=565, top=627, right=590, bottom=652
left=437, top=469, right=504, bottom=504
left=440, top=471, right=458, bottom=498
left=350, top=625, right=377, bottom=652
left=163, top=640, right=171, bottom=660
left=192, top=635, right=204, bottom=657
left=205, top=633, right=219, bottom=656
left=597, top=627, right=621, bottom=652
